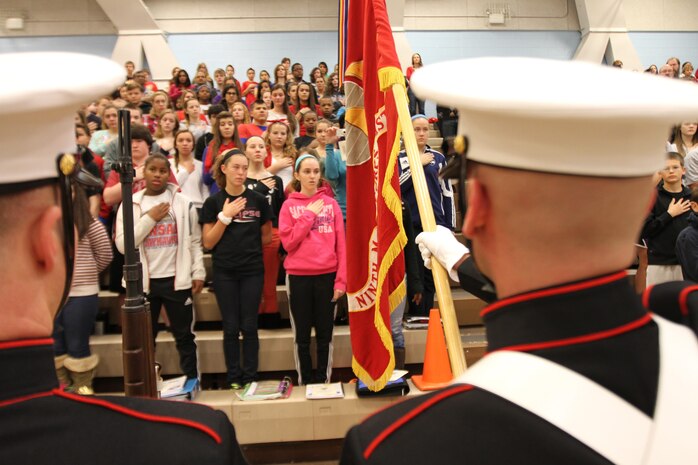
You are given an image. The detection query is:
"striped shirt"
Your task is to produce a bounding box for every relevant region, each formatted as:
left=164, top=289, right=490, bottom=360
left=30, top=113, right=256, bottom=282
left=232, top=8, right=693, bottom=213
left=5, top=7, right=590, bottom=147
left=70, top=219, right=113, bottom=297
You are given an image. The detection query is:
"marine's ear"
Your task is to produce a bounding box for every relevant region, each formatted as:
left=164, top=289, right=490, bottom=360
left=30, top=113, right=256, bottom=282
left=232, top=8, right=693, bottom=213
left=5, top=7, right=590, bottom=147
left=30, top=205, right=63, bottom=273
left=462, top=178, right=489, bottom=239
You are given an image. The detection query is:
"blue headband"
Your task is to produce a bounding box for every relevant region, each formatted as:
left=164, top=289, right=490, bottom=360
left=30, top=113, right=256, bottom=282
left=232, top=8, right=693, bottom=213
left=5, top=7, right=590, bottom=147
left=411, top=114, right=427, bottom=121
left=295, top=154, right=317, bottom=171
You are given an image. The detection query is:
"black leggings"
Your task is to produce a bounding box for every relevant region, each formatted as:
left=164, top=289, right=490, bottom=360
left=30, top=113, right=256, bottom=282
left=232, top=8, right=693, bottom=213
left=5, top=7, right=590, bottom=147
left=213, top=270, right=264, bottom=385
left=288, top=273, right=336, bottom=385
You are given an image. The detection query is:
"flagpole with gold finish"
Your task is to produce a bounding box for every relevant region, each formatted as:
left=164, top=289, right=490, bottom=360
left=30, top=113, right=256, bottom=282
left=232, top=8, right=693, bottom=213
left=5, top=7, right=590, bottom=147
left=391, top=83, right=467, bottom=377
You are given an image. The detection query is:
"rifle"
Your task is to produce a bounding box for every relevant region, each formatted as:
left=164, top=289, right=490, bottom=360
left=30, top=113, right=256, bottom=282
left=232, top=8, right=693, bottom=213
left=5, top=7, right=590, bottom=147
left=115, top=110, right=157, bottom=398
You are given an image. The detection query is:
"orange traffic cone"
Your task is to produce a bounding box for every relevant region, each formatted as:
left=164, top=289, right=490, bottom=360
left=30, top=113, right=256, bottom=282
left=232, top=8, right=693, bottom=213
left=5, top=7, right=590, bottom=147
left=411, top=308, right=454, bottom=391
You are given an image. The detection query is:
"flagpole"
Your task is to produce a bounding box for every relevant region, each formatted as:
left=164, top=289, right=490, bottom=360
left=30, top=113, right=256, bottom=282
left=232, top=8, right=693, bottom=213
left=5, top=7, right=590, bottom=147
left=391, top=83, right=467, bottom=377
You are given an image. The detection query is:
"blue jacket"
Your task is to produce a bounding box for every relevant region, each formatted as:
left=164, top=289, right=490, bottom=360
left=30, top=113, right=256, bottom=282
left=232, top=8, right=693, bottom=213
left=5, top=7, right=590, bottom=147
left=398, top=146, right=455, bottom=229
left=676, top=211, right=698, bottom=281
left=325, top=144, right=346, bottom=219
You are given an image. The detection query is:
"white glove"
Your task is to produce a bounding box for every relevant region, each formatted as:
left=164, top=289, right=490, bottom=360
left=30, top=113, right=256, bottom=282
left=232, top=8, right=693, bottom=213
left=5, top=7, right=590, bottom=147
left=415, top=225, right=469, bottom=282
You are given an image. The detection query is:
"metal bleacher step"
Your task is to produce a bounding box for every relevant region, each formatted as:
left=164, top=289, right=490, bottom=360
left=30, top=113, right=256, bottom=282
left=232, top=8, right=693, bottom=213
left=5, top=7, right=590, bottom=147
left=91, top=325, right=487, bottom=378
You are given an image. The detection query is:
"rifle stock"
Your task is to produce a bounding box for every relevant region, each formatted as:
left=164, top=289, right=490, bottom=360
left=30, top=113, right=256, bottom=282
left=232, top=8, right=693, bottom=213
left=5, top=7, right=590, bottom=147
left=116, top=110, right=157, bottom=398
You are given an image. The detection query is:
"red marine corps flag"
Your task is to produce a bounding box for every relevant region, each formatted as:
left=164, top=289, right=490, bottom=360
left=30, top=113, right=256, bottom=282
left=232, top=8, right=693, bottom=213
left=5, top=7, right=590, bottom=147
left=340, top=0, right=407, bottom=391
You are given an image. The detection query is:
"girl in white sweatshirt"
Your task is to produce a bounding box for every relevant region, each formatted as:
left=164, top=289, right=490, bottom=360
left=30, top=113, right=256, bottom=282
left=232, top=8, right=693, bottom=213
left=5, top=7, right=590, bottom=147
left=116, top=153, right=206, bottom=380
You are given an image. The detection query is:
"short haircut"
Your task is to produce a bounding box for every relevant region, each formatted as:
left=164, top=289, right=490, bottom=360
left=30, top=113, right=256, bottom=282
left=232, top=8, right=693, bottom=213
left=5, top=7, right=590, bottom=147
left=298, top=110, right=317, bottom=124
left=292, top=63, right=303, bottom=70
left=131, top=123, right=153, bottom=147
left=124, top=103, right=142, bottom=113
left=250, top=100, right=267, bottom=110
left=125, top=82, right=141, bottom=91
left=667, top=151, right=684, bottom=166
left=208, top=104, right=225, bottom=117
left=144, top=153, right=171, bottom=169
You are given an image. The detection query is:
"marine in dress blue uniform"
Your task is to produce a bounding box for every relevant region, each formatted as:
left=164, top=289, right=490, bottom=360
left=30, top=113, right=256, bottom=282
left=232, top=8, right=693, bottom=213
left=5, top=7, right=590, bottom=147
left=0, top=52, right=247, bottom=465
left=341, top=57, right=698, bottom=465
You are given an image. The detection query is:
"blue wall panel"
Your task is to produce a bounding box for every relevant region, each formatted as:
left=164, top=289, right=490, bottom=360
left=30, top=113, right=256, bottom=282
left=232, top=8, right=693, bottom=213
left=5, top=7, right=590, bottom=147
left=167, top=32, right=340, bottom=77
left=0, top=35, right=116, bottom=57
left=0, top=30, right=582, bottom=76
left=406, top=30, right=582, bottom=64
left=3, top=30, right=697, bottom=79
left=629, top=32, right=698, bottom=71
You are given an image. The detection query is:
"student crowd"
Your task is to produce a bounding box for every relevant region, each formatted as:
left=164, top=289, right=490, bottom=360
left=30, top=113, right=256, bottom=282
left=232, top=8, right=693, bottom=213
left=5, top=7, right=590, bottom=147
left=59, top=52, right=697, bottom=397
left=61, top=54, right=453, bottom=396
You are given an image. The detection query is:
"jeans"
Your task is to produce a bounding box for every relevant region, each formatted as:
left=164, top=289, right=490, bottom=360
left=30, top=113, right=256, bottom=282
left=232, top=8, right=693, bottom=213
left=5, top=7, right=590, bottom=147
left=213, top=270, right=264, bottom=385
left=53, top=294, right=99, bottom=358
left=148, top=277, right=198, bottom=379
left=408, top=87, right=425, bottom=116
left=391, top=295, right=407, bottom=349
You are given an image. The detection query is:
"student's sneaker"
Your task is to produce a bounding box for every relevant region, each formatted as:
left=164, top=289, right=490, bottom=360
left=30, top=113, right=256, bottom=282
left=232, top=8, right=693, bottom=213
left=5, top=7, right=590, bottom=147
left=155, top=362, right=163, bottom=393
left=230, top=382, right=243, bottom=390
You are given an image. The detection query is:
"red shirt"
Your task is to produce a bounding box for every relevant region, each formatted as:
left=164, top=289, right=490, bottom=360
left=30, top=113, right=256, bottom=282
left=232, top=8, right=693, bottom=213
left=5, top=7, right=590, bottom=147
left=237, top=123, right=266, bottom=143
left=241, top=81, right=258, bottom=107
left=99, top=165, right=178, bottom=221
left=145, top=81, right=159, bottom=93
left=203, top=140, right=238, bottom=173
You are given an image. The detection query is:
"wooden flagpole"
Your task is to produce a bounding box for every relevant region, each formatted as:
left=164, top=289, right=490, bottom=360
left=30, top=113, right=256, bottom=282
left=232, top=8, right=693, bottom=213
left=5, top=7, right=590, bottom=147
left=391, top=83, right=467, bottom=377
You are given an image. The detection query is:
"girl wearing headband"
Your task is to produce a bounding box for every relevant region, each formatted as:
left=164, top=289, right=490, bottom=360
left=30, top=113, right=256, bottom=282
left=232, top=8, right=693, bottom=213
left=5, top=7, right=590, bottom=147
left=200, top=149, right=272, bottom=390
left=278, top=154, right=346, bottom=385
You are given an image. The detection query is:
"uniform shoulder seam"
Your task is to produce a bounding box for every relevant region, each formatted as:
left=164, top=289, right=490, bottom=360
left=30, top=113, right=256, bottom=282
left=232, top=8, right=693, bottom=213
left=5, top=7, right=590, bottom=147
left=363, top=384, right=473, bottom=459
left=53, top=389, right=222, bottom=444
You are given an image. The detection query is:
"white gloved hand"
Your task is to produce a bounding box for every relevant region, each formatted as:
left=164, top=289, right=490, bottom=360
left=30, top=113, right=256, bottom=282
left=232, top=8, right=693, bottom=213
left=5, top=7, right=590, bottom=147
left=415, top=225, right=469, bottom=282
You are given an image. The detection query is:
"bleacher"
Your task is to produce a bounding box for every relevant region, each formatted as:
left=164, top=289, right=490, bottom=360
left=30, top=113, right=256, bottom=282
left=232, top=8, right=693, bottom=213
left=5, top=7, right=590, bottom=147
left=94, top=286, right=487, bottom=379
left=91, top=119, right=489, bottom=450
left=94, top=286, right=485, bottom=448
left=88, top=126, right=639, bottom=456
left=93, top=252, right=487, bottom=448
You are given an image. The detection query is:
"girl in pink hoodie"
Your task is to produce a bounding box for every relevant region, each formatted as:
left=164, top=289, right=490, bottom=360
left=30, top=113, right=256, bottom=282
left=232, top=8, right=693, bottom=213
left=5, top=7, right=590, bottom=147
left=278, top=154, right=347, bottom=384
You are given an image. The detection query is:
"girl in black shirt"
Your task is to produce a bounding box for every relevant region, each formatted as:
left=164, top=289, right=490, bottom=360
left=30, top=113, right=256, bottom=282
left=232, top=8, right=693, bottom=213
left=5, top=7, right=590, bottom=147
left=200, top=149, right=272, bottom=389
left=245, top=136, right=285, bottom=328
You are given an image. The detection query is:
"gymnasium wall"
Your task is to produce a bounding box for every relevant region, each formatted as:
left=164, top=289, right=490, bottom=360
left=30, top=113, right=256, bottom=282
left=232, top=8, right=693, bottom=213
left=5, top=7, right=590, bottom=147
left=0, top=0, right=697, bottom=74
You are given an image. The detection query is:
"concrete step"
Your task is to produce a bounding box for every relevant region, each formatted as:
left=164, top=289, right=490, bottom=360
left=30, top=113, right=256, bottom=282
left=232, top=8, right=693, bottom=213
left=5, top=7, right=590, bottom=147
left=200, top=380, right=423, bottom=445
left=90, top=325, right=487, bottom=378
left=104, top=380, right=426, bottom=445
